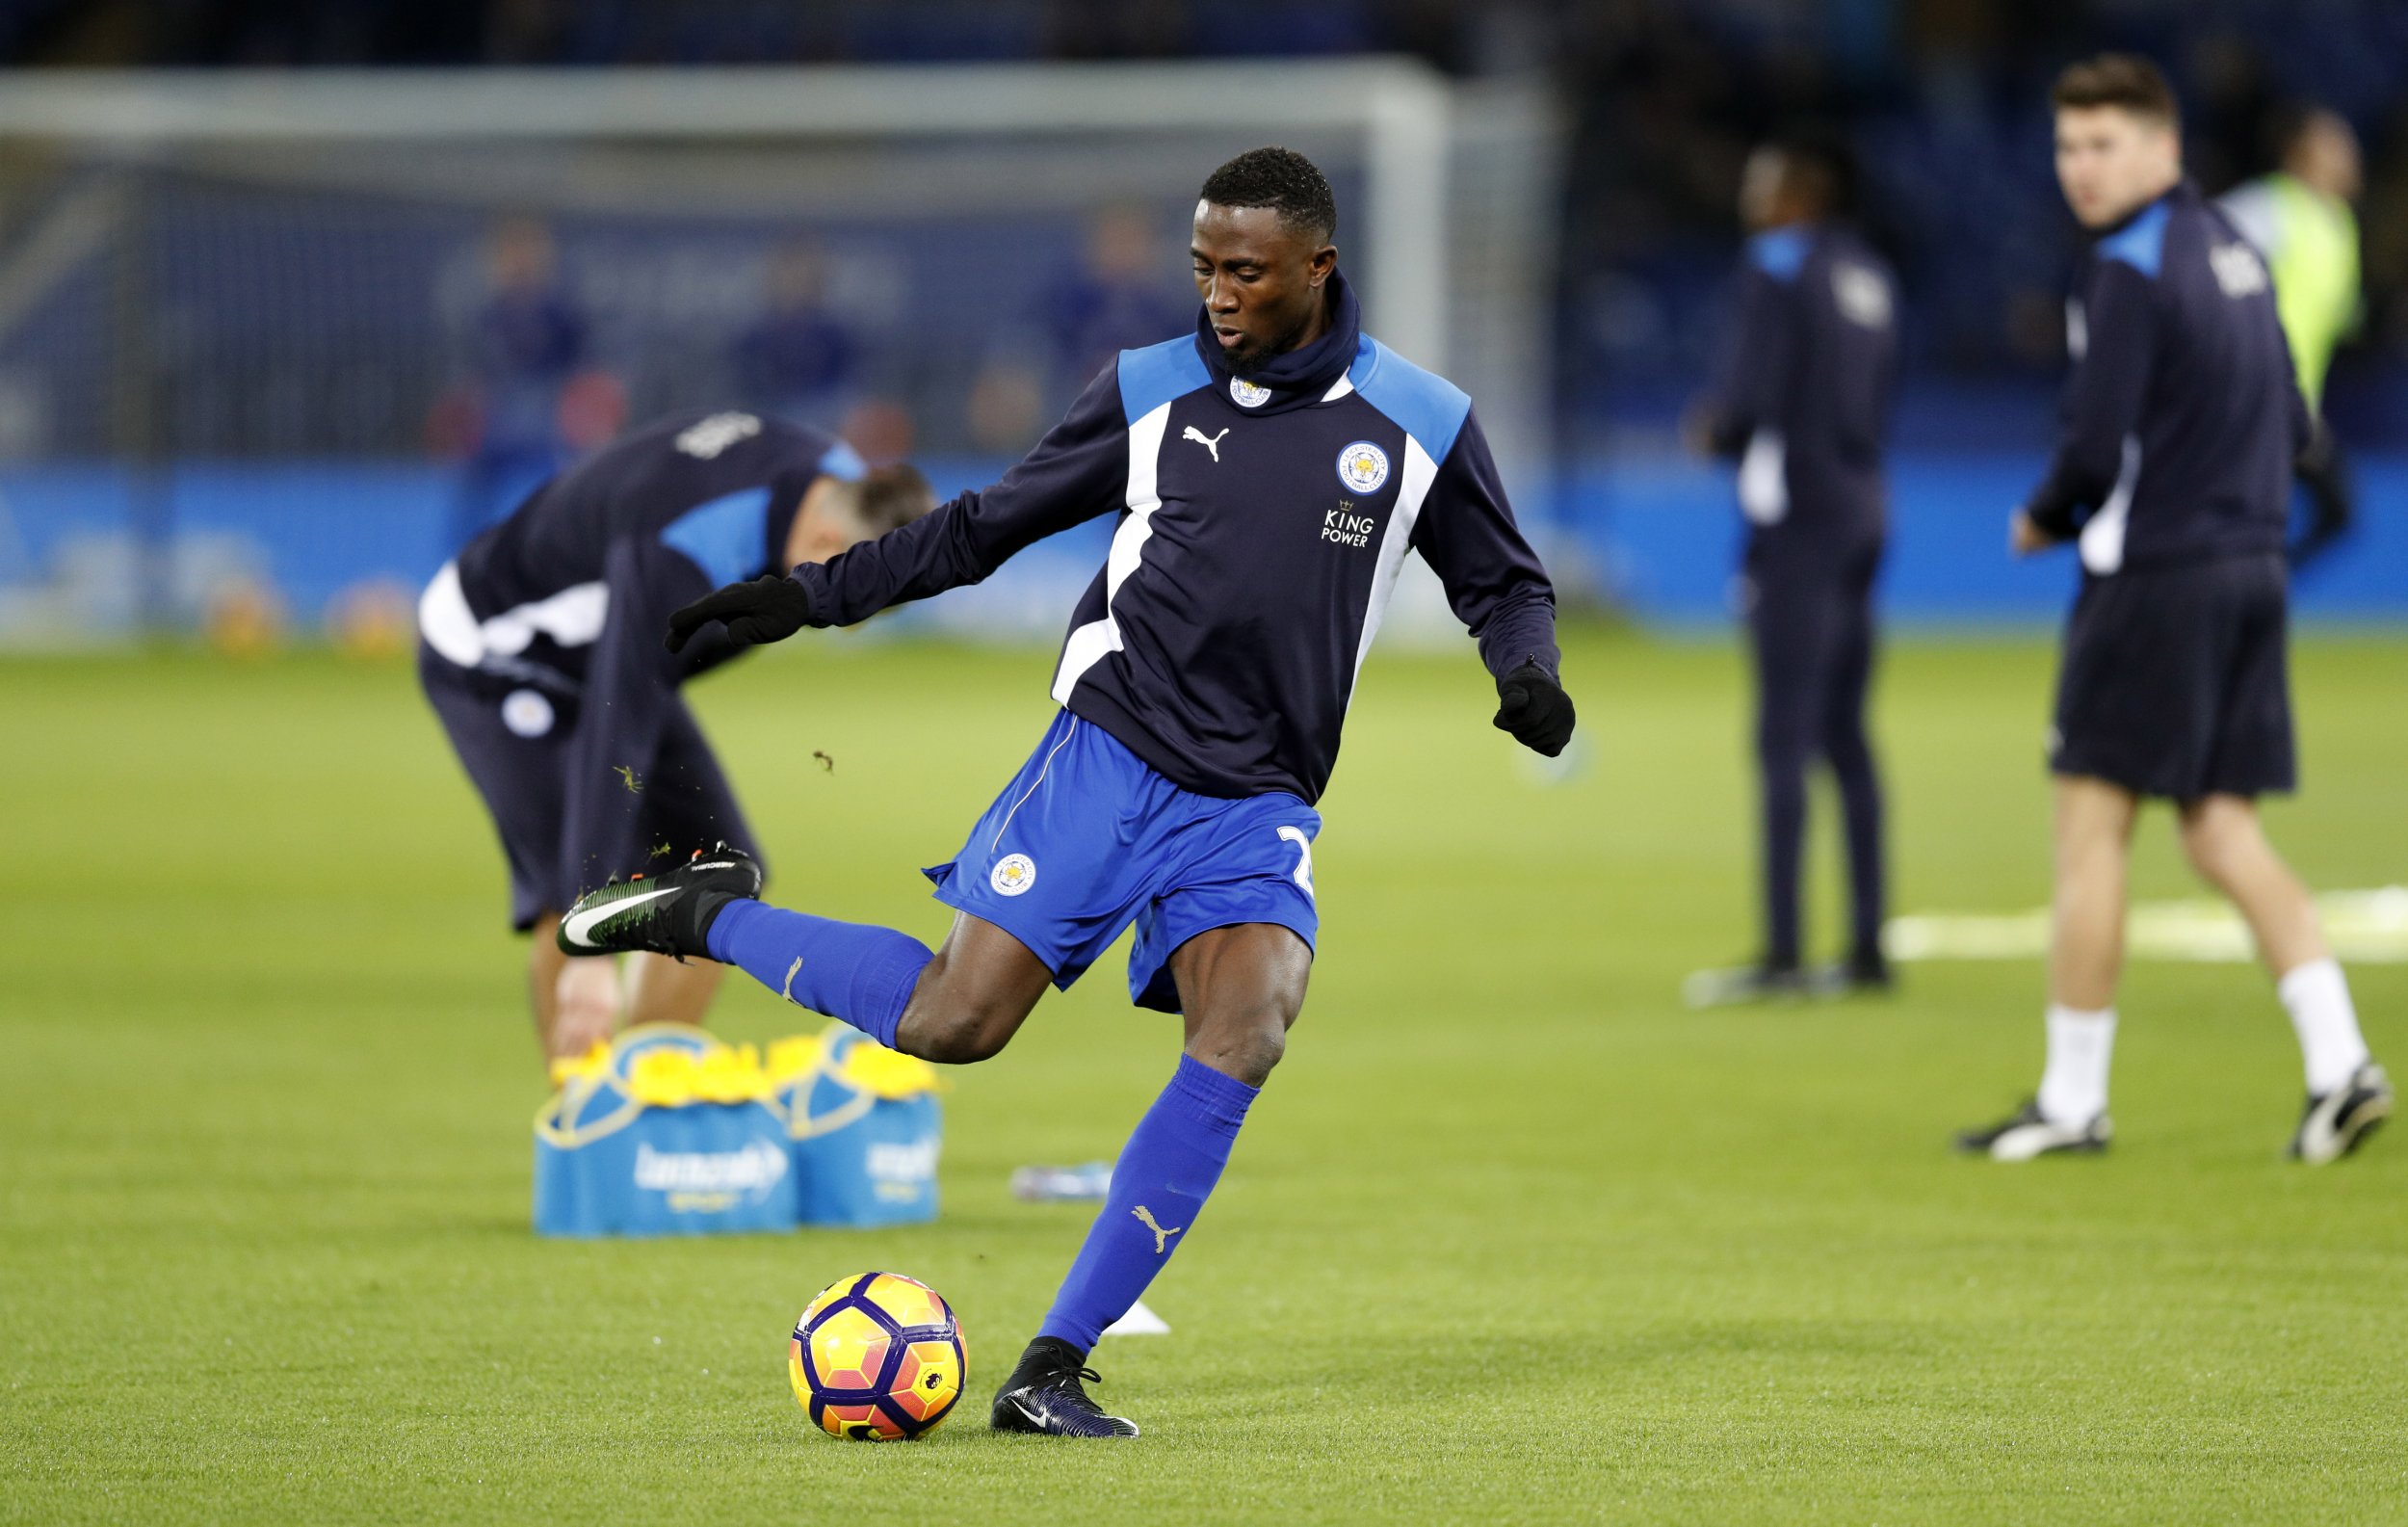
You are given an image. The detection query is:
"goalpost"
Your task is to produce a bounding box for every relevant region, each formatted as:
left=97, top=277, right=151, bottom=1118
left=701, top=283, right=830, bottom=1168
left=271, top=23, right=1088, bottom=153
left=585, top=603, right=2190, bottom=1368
left=0, top=62, right=1560, bottom=639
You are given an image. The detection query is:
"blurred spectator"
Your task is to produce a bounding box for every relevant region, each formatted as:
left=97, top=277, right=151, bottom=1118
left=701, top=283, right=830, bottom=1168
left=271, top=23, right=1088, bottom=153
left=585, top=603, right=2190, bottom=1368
left=734, top=240, right=862, bottom=429
left=436, top=215, right=611, bottom=545
left=966, top=364, right=1047, bottom=456
left=963, top=205, right=1189, bottom=454
left=470, top=216, right=588, bottom=452
left=840, top=399, right=918, bottom=469
left=2219, top=107, right=2364, bottom=408
left=1045, top=206, right=1190, bottom=396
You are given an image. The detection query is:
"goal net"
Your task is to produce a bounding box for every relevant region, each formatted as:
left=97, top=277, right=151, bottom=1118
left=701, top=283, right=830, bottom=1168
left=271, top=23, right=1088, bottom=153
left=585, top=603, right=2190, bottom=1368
left=0, top=62, right=1560, bottom=643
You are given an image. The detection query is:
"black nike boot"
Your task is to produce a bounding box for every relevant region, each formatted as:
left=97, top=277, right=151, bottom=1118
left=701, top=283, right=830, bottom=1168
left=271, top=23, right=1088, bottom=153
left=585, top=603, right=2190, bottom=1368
left=989, top=1336, right=1139, bottom=1438
left=554, top=843, right=762, bottom=961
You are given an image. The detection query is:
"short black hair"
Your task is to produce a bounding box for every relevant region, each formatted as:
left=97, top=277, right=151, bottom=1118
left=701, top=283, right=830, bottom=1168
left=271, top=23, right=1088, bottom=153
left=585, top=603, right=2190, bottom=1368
left=1199, top=146, right=1337, bottom=244
left=856, top=462, right=935, bottom=536
left=1766, top=124, right=1858, bottom=217
left=2053, top=52, right=2180, bottom=128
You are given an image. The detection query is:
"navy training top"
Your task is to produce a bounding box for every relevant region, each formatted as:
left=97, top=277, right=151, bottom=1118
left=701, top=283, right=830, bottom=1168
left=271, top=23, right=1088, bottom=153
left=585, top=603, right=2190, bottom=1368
left=788, top=270, right=1560, bottom=804
left=2025, top=182, right=2311, bottom=575
left=420, top=408, right=862, bottom=892
left=1701, top=222, right=1898, bottom=563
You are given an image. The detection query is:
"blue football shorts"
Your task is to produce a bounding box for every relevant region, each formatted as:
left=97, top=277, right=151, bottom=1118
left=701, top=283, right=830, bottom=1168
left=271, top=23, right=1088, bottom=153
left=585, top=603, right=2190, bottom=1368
left=923, top=709, right=1321, bottom=1013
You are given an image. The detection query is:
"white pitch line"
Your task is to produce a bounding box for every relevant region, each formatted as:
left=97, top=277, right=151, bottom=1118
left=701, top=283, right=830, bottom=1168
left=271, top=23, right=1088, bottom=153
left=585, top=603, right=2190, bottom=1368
left=1886, top=886, right=2408, bottom=964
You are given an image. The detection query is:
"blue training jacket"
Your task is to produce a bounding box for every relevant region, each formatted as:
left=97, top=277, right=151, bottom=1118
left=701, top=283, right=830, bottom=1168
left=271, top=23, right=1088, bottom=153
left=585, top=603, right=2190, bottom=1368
left=1702, top=222, right=1898, bottom=562
left=788, top=270, right=1559, bottom=803
left=2025, top=181, right=2311, bottom=574
left=422, top=408, right=860, bottom=894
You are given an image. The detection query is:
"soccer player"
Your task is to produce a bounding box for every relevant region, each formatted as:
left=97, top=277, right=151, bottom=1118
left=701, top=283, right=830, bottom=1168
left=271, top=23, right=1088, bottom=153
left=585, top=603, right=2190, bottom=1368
left=1682, top=131, right=1898, bottom=1006
left=417, top=408, right=931, bottom=1064
left=2219, top=106, right=2362, bottom=413
left=2218, top=105, right=2360, bottom=566
left=556, top=147, right=1574, bottom=1435
left=1956, top=56, right=2390, bottom=1164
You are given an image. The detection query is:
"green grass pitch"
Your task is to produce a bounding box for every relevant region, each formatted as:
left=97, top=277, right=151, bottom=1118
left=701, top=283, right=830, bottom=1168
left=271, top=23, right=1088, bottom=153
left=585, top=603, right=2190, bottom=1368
left=2, top=627, right=2402, bottom=1523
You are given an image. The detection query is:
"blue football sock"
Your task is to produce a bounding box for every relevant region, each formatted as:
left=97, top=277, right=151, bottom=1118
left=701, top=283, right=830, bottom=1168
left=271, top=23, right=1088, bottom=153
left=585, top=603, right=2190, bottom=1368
left=702, top=899, right=931, bottom=1049
left=1038, top=1053, right=1259, bottom=1352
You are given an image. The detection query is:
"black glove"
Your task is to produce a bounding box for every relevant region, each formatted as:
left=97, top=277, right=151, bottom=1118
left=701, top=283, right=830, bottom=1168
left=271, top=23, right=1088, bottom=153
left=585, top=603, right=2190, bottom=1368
left=1492, top=660, right=1576, bottom=757
left=2290, top=415, right=2354, bottom=570
left=665, top=573, right=814, bottom=653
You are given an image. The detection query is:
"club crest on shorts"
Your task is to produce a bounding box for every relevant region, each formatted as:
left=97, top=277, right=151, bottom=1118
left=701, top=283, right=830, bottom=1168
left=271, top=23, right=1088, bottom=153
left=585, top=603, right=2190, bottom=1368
left=1336, top=440, right=1390, bottom=494
left=500, top=688, right=555, bottom=738
left=990, top=853, right=1037, bottom=897
left=1229, top=377, right=1271, bottom=408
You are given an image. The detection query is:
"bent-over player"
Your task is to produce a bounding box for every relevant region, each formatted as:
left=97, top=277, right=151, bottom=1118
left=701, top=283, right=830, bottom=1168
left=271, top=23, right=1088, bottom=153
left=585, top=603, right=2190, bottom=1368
left=557, top=149, right=1574, bottom=1435
left=418, top=409, right=930, bottom=1063
left=1958, top=56, right=2388, bottom=1164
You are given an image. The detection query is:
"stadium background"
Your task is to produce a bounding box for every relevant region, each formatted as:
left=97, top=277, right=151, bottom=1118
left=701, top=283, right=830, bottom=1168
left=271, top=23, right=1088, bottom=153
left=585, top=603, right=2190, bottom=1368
left=4, top=5, right=2405, bottom=1521
left=0, top=0, right=2402, bottom=641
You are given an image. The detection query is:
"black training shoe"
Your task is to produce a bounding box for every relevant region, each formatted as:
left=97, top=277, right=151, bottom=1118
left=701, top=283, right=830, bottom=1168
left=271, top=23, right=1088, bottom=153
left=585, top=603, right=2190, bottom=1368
left=2289, top=1062, right=2392, bottom=1165
left=1682, top=961, right=1809, bottom=1009
left=1954, top=1098, right=2111, bottom=1161
left=989, top=1337, right=1139, bottom=1438
left=554, top=843, right=762, bottom=961
left=1810, top=951, right=1897, bottom=998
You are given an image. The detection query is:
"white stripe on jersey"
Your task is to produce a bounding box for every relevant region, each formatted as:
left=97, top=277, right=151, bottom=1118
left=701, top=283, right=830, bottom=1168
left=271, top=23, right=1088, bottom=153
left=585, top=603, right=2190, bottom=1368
left=417, top=558, right=610, bottom=668
left=2080, top=434, right=2142, bottom=575
left=1738, top=427, right=1788, bottom=526
left=1347, top=434, right=1437, bottom=702
left=1051, top=401, right=1172, bottom=703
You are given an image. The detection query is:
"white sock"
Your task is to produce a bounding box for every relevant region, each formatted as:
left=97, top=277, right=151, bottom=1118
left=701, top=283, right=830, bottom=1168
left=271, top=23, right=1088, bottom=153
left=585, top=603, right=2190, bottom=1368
left=2278, top=958, right=2370, bottom=1096
left=2036, top=1004, right=2115, bottom=1125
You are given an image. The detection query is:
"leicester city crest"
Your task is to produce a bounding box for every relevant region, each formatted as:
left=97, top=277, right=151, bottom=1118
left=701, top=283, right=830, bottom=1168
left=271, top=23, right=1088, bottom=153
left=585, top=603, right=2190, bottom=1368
left=1229, top=378, right=1271, bottom=408
left=989, top=853, right=1037, bottom=897
left=1336, top=440, right=1390, bottom=494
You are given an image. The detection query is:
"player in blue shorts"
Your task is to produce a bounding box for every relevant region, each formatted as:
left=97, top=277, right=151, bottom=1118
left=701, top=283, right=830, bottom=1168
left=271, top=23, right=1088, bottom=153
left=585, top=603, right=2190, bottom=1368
left=555, top=148, right=1573, bottom=1436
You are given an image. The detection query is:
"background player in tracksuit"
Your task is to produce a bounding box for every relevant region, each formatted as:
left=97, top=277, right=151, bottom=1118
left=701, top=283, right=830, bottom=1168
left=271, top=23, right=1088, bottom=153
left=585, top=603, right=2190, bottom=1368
left=1958, top=56, right=2389, bottom=1165
left=1683, top=131, right=1898, bottom=1006
left=2219, top=103, right=2360, bottom=567
left=417, top=409, right=931, bottom=1064
left=553, top=148, right=1574, bottom=1435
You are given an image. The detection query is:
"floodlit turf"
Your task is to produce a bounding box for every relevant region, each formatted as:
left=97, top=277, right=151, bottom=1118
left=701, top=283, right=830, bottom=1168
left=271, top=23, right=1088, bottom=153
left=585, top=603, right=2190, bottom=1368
left=2, top=626, right=2402, bottom=1524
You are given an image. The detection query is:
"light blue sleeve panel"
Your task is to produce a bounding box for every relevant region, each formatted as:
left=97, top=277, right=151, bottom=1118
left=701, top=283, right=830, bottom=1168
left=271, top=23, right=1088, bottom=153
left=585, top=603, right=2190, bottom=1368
left=817, top=439, right=867, bottom=482
left=1747, top=227, right=1810, bottom=281
left=1351, top=337, right=1472, bottom=463
left=659, top=485, right=774, bottom=588
left=1115, top=336, right=1211, bottom=423
left=2098, top=199, right=2170, bottom=277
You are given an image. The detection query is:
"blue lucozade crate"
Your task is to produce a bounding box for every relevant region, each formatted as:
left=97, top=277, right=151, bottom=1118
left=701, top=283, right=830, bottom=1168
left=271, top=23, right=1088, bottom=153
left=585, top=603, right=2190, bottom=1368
left=785, top=1026, right=944, bottom=1227
left=533, top=1023, right=944, bottom=1238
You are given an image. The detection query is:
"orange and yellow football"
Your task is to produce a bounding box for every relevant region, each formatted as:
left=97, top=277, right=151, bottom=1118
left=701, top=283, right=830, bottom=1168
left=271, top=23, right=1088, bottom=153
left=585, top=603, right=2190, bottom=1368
left=789, top=1272, right=967, bottom=1440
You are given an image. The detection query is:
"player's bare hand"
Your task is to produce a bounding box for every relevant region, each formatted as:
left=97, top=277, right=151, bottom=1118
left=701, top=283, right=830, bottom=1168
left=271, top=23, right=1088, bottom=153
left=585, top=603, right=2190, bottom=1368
left=1678, top=401, right=1721, bottom=459
left=546, top=954, right=619, bottom=1065
left=666, top=573, right=814, bottom=652
left=2008, top=510, right=2056, bottom=557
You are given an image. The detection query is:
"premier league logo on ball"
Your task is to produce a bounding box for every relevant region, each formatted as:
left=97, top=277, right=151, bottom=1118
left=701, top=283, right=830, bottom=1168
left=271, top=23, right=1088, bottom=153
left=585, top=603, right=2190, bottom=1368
left=1336, top=440, right=1390, bottom=494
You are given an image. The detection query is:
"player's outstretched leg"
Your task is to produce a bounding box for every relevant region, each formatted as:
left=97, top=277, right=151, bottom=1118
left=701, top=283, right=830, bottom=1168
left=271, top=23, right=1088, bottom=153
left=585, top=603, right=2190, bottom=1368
left=993, top=923, right=1307, bottom=1439
left=558, top=843, right=955, bottom=1050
